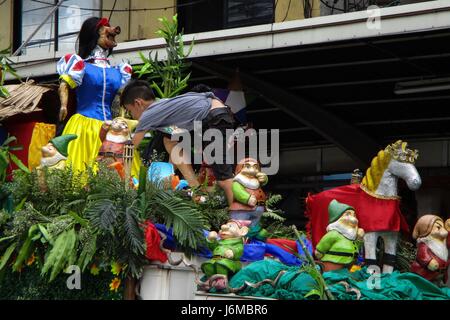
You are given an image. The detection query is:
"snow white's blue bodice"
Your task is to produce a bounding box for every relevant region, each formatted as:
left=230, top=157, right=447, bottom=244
left=57, top=47, right=132, bottom=121
left=75, top=63, right=121, bottom=121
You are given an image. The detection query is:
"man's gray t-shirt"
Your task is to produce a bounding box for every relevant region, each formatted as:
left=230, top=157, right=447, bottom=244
left=135, top=92, right=216, bottom=132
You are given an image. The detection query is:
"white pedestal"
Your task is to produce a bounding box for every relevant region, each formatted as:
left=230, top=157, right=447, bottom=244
left=137, top=253, right=207, bottom=300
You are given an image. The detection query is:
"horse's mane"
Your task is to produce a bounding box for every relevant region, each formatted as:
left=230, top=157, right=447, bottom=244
left=361, top=150, right=391, bottom=192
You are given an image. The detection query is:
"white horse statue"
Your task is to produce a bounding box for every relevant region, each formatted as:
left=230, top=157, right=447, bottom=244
left=306, top=140, right=421, bottom=273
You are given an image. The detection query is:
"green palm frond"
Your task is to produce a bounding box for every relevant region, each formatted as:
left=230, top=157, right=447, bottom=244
left=85, top=199, right=118, bottom=233
left=146, top=184, right=206, bottom=250
left=123, top=203, right=145, bottom=255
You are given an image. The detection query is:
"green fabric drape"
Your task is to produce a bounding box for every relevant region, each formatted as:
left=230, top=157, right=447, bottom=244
left=228, top=260, right=450, bottom=300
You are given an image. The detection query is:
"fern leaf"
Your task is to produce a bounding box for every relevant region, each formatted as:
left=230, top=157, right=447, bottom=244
left=262, top=209, right=286, bottom=222
left=85, top=199, right=118, bottom=233
left=124, top=205, right=145, bottom=255
left=77, top=234, right=97, bottom=272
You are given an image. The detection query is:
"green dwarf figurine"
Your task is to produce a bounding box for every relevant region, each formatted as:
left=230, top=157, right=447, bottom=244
left=314, top=199, right=364, bottom=272
left=229, top=158, right=269, bottom=241
left=200, top=220, right=250, bottom=291
left=36, top=134, right=77, bottom=191
left=37, top=134, right=78, bottom=171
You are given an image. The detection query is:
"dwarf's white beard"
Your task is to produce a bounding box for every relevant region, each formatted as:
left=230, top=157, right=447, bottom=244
left=106, top=132, right=129, bottom=143
left=234, top=173, right=260, bottom=190
left=40, top=152, right=67, bottom=167
left=418, top=235, right=448, bottom=261
left=327, top=221, right=358, bottom=241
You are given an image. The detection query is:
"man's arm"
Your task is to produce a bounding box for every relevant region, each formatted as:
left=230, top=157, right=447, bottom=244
left=132, top=131, right=146, bottom=148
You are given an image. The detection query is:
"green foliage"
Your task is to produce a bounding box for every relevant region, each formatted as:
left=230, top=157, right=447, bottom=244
left=135, top=14, right=194, bottom=99
left=0, top=161, right=209, bottom=290
left=0, top=47, right=20, bottom=98
left=191, top=187, right=229, bottom=231
left=41, top=228, right=78, bottom=281
left=396, top=238, right=416, bottom=273
left=0, top=264, right=122, bottom=300
left=300, top=265, right=326, bottom=300
left=259, top=194, right=296, bottom=239
left=144, top=182, right=207, bottom=251
left=0, top=135, right=29, bottom=183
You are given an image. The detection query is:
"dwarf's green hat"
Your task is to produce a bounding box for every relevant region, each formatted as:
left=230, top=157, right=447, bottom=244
left=328, top=199, right=354, bottom=223
left=50, top=134, right=77, bottom=157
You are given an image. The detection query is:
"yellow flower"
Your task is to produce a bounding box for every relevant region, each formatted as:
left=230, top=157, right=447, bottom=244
left=90, top=264, right=100, bottom=276
left=111, top=262, right=122, bottom=276
left=109, top=277, right=121, bottom=292
left=350, top=265, right=362, bottom=273
left=26, top=253, right=36, bottom=266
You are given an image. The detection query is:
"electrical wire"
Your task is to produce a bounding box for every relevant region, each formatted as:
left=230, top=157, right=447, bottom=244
left=108, top=0, right=117, bottom=21
left=282, top=0, right=292, bottom=22
left=304, top=0, right=313, bottom=18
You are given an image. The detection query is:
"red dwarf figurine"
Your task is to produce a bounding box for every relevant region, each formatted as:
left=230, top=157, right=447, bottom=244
left=411, top=215, right=449, bottom=285
left=97, top=117, right=131, bottom=165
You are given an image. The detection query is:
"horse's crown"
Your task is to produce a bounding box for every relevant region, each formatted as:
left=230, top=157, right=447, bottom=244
left=385, top=140, right=419, bottom=164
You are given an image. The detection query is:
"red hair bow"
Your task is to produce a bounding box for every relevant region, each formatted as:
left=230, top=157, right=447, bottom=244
left=96, top=17, right=110, bottom=29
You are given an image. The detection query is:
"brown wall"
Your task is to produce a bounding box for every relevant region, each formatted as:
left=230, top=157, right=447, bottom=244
left=102, top=0, right=176, bottom=42
left=275, top=0, right=321, bottom=22
left=0, top=0, right=12, bottom=50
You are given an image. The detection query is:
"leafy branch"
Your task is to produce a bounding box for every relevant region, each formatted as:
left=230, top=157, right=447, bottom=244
left=0, top=47, right=20, bottom=98
left=135, top=14, right=194, bottom=99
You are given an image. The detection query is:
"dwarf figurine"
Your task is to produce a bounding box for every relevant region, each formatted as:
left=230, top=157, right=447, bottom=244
left=229, top=158, right=268, bottom=227
left=37, top=134, right=78, bottom=170
left=97, top=117, right=132, bottom=165
left=36, top=134, right=77, bottom=191
left=315, top=199, right=365, bottom=272
left=411, top=215, right=449, bottom=285
left=199, top=220, right=249, bottom=291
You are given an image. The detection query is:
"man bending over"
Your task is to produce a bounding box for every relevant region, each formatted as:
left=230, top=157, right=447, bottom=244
left=120, top=80, right=235, bottom=206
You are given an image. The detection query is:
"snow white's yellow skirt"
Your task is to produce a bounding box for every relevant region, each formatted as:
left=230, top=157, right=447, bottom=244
left=62, top=113, right=141, bottom=180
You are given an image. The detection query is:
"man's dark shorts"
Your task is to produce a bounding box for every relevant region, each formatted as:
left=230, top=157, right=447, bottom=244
left=202, top=107, right=235, bottom=181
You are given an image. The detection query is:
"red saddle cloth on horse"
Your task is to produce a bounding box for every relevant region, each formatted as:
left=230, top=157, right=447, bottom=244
left=305, top=184, right=409, bottom=248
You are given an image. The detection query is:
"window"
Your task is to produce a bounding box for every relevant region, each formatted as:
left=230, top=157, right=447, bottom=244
left=17, top=0, right=100, bottom=56
left=225, top=0, right=274, bottom=28
left=177, top=0, right=274, bottom=34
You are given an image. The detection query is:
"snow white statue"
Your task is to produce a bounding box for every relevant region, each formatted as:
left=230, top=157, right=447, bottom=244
left=57, top=17, right=132, bottom=174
